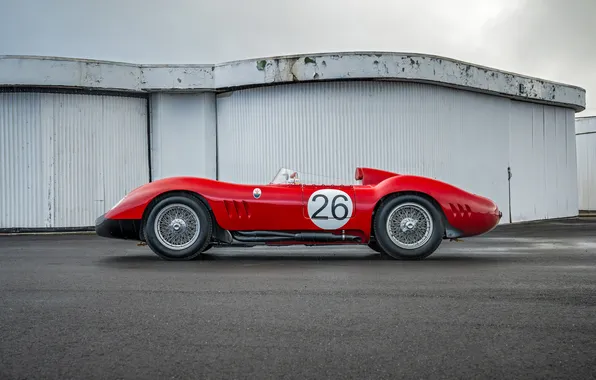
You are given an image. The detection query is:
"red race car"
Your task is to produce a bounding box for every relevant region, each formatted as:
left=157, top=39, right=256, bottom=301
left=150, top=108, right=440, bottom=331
left=95, top=167, right=502, bottom=260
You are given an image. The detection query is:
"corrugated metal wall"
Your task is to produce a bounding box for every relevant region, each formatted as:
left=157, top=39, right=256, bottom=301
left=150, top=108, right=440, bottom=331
left=2, top=84, right=581, bottom=229
left=508, top=102, right=578, bottom=221
left=0, top=93, right=47, bottom=228
left=216, top=81, right=579, bottom=224
left=0, top=92, right=149, bottom=229
left=576, top=117, right=596, bottom=211
left=150, top=93, right=217, bottom=180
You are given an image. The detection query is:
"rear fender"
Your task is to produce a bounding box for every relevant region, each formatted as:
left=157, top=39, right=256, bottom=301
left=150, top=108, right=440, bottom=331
left=374, top=175, right=462, bottom=211
left=369, top=190, right=462, bottom=240
left=370, top=175, right=471, bottom=237
left=371, top=174, right=500, bottom=237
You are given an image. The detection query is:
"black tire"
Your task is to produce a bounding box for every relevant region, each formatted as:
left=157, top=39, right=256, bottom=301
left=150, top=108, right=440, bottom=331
left=368, top=241, right=382, bottom=253
left=368, top=240, right=393, bottom=259
left=189, top=243, right=214, bottom=260
left=373, top=194, right=444, bottom=260
left=144, top=193, right=213, bottom=260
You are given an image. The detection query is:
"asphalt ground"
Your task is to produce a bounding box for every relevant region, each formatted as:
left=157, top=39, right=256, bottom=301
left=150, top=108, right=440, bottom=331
left=1, top=218, right=595, bottom=380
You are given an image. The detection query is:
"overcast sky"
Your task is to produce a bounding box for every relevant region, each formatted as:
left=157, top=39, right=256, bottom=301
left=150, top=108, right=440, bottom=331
left=0, top=0, right=594, bottom=115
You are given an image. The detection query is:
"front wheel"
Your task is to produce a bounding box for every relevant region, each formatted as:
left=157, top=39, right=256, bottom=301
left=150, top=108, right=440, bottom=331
left=144, top=194, right=213, bottom=260
left=373, top=194, right=444, bottom=260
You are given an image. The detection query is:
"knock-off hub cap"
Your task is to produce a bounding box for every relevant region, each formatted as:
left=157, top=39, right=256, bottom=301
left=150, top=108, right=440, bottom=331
left=171, top=218, right=186, bottom=232
left=401, top=217, right=417, bottom=232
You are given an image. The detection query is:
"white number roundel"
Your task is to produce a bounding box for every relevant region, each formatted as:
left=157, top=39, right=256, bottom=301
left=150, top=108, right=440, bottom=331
left=307, top=189, right=354, bottom=230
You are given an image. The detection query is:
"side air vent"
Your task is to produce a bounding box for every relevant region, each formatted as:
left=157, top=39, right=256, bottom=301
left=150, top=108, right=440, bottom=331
left=449, top=203, right=472, bottom=218
left=223, top=200, right=251, bottom=219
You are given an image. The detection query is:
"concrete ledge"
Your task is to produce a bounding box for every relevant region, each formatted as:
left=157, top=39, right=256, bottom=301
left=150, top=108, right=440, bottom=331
left=493, top=216, right=581, bottom=227
left=576, top=116, right=596, bottom=134
left=0, top=226, right=94, bottom=235
left=579, top=210, right=596, bottom=217
left=0, top=52, right=586, bottom=111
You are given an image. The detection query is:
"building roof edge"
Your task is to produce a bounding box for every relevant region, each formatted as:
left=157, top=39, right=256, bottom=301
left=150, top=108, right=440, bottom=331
left=0, top=52, right=586, bottom=111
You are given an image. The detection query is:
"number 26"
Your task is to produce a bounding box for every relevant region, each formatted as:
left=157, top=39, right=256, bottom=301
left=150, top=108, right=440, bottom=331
left=311, top=194, right=349, bottom=220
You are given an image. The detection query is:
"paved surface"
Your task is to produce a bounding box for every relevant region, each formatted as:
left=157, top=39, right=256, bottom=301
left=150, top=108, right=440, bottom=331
left=1, top=218, right=595, bottom=379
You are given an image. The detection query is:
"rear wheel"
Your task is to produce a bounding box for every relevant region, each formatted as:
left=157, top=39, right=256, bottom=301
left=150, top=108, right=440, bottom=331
left=373, top=194, right=444, bottom=260
left=367, top=241, right=382, bottom=253
left=144, top=193, right=212, bottom=260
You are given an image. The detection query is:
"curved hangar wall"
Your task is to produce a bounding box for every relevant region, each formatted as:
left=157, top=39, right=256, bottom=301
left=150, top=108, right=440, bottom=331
left=216, top=80, right=579, bottom=224
left=0, top=52, right=586, bottom=229
left=576, top=116, right=596, bottom=212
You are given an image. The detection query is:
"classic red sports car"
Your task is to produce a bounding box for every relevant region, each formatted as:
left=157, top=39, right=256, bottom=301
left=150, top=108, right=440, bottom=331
left=95, top=167, right=502, bottom=260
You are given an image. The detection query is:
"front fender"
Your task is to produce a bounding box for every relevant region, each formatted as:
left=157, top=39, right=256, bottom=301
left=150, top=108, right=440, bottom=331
left=104, top=177, right=221, bottom=220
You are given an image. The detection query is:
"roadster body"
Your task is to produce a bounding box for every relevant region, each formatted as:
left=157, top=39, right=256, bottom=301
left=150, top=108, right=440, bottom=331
left=95, top=167, right=502, bottom=260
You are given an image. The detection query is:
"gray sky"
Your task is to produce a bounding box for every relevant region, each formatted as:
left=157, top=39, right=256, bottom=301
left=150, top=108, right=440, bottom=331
left=0, top=0, right=594, bottom=115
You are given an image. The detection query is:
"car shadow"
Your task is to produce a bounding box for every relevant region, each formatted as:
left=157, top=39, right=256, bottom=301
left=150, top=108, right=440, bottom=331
left=98, top=252, right=381, bottom=264
left=96, top=250, right=532, bottom=270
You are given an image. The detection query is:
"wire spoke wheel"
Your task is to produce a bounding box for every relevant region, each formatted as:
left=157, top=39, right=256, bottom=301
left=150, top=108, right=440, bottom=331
left=153, top=203, right=201, bottom=251
left=385, top=202, right=433, bottom=250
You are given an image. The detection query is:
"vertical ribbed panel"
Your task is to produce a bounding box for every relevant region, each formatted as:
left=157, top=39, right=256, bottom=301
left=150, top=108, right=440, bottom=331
left=217, top=81, right=511, bottom=222
left=216, top=81, right=579, bottom=224
left=509, top=103, right=578, bottom=221
left=53, top=93, right=101, bottom=227
left=576, top=117, right=596, bottom=211
left=563, top=108, right=579, bottom=216
left=53, top=94, right=149, bottom=227
left=150, top=93, right=217, bottom=180
left=566, top=110, right=579, bottom=215
left=0, top=93, right=46, bottom=228
left=0, top=92, right=148, bottom=229
left=101, top=95, right=149, bottom=208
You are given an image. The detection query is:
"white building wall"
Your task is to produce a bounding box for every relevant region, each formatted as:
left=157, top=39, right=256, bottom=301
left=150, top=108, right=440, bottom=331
left=216, top=81, right=579, bottom=224
left=0, top=93, right=47, bottom=228
left=508, top=102, right=578, bottom=221
left=0, top=92, right=149, bottom=229
left=150, top=93, right=217, bottom=180
left=576, top=117, right=596, bottom=211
